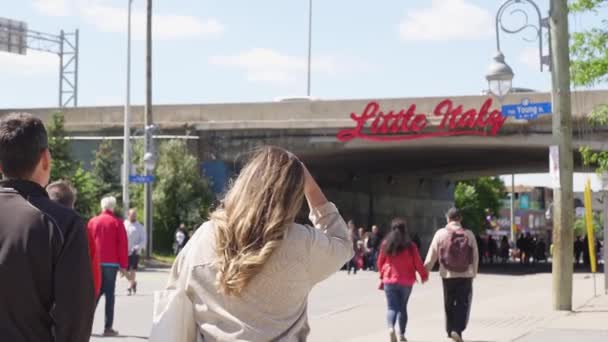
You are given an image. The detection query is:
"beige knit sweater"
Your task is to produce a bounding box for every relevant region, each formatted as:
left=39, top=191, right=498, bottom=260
left=166, top=202, right=353, bottom=342
left=424, top=222, right=479, bottom=279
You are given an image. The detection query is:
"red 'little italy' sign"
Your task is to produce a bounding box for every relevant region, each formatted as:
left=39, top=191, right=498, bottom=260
left=336, top=98, right=506, bottom=142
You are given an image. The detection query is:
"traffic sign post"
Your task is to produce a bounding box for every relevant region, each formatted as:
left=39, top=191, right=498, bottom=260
left=502, top=98, right=552, bottom=120
left=129, top=175, right=155, bottom=184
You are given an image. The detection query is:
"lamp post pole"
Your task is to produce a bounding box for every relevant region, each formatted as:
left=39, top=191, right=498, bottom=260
left=144, top=0, right=154, bottom=259
left=488, top=0, right=574, bottom=310
left=511, top=174, right=516, bottom=243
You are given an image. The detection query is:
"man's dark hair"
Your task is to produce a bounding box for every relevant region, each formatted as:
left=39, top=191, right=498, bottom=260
left=0, top=113, right=48, bottom=178
left=446, top=207, right=462, bottom=222
left=47, top=180, right=77, bottom=209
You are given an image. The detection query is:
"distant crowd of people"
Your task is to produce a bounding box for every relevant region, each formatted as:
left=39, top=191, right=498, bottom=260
left=344, top=221, right=422, bottom=275
left=474, top=232, right=604, bottom=268
left=475, top=233, right=548, bottom=266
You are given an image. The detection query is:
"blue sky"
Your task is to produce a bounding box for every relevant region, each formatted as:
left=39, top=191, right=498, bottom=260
left=1, top=0, right=606, bottom=109
left=1, top=0, right=606, bottom=191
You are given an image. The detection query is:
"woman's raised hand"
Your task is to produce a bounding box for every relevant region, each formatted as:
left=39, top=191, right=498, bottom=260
left=301, top=162, right=328, bottom=209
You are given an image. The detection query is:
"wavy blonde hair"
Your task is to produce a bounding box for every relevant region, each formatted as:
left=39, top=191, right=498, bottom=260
left=211, top=146, right=305, bottom=296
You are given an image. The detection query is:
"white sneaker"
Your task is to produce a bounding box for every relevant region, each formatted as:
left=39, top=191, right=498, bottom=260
left=450, top=331, right=463, bottom=342
left=389, top=328, right=397, bottom=342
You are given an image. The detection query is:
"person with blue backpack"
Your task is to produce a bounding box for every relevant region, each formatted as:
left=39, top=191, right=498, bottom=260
left=424, top=208, right=479, bottom=342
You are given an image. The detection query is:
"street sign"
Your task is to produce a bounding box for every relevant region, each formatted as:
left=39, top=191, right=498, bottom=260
left=0, top=17, right=27, bottom=55
left=501, top=98, right=552, bottom=120
left=129, top=175, right=155, bottom=184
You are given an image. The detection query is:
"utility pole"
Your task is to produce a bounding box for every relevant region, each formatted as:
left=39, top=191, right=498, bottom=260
left=123, top=0, right=133, bottom=217
left=550, top=0, right=574, bottom=311
left=144, top=0, right=154, bottom=259
left=306, top=0, right=312, bottom=97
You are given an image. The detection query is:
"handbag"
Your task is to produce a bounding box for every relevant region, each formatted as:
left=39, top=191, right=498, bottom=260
left=149, top=268, right=201, bottom=342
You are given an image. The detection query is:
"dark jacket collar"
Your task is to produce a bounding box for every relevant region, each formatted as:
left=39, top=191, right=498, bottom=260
left=0, top=179, right=48, bottom=198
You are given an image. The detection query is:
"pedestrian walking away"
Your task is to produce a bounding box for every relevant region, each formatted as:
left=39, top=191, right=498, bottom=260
left=424, top=208, right=479, bottom=342
left=47, top=180, right=101, bottom=298
left=151, top=147, right=353, bottom=341
left=0, top=113, right=95, bottom=342
left=378, top=218, right=429, bottom=342
left=368, top=224, right=383, bottom=271
left=88, top=196, right=129, bottom=337
left=174, top=223, right=188, bottom=255
left=124, top=208, right=147, bottom=295
left=347, top=223, right=361, bottom=275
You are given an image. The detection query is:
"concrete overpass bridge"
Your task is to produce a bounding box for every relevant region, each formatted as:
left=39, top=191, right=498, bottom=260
left=3, top=90, right=606, bottom=176
left=3, top=90, right=607, bottom=248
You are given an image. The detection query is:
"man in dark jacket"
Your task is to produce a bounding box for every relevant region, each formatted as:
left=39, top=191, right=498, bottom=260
left=0, top=113, right=95, bottom=342
left=367, top=224, right=383, bottom=271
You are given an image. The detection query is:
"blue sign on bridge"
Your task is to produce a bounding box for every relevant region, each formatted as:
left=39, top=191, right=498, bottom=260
left=501, top=98, right=552, bottom=120
left=129, top=175, right=155, bottom=184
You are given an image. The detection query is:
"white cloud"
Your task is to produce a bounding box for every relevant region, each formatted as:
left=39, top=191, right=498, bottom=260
left=399, top=0, right=493, bottom=41
left=519, top=47, right=540, bottom=70
left=208, top=48, right=366, bottom=84
left=209, top=49, right=305, bottom=83
left=80, top=3, right=223, bottom=40
left=32, top=0, right=223, bottom=40
left=32, top=0, right=71, bottom=16
left=0, top=50, right=57, bottom=76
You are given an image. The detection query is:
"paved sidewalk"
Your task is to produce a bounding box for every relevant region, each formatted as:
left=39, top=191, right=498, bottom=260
left=90, top=269, right=608, bottom=341
left=321, top=272, right=608, bottom=342
left=514, top=293, right=608, bottom=342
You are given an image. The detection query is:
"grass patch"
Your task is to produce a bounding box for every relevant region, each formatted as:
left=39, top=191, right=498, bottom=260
left=152, top=252, right=177, bottom=265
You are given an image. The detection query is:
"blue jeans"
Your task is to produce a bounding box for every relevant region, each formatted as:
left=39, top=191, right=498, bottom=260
left=97, top=266, right=118, bottom=329
left=384, top=284, right=413, bottom=335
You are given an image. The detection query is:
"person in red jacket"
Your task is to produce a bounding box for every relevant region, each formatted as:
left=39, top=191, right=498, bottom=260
left=47, top=180, right=101, bottom=297
left=88, top=196, right=128, bottom=337
left=378, top=218, right=428, bottom=342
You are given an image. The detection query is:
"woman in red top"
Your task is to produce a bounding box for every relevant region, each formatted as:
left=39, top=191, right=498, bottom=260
left=377, top=218, right=429, bottom=342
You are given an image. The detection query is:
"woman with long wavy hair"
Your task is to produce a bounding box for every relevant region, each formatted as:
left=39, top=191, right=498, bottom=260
left=377, top=218, right=428, bottom=342
left=165, top=146, right=353, bottom=341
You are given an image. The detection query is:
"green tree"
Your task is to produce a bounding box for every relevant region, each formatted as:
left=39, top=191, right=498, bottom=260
left=92, top=139, right=122, bottom=207
left=454, top=177, right=506, bottom=233
left=47, top=112, right=98, bottom=219
left=48, top=113, right=76, bottom=180
left=129, top=139, right=213, bottom=252
left=570, top=0, right=608, bottom=172
left=72, top=166, right=99, bottom=219
left=574, top=211, right=604, bottom=238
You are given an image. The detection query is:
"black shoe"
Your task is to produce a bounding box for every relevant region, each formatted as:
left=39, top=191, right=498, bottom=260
left=133, top=281, right=137, bottom=294
left=103, top=328, right=119, bottom=337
